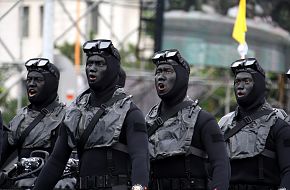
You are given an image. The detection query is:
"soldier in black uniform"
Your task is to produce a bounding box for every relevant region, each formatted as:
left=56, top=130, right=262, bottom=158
left=33, top=39, right=149, bottom=190
left=0, top=58, right=66, bottom=188
left=219, top=58, right=290, bottom=190
left=146, top=49, right=230, bottom=190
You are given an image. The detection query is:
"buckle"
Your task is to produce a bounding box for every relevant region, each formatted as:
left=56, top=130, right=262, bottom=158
left=154, top=117, right=163, bottom=126
left=243, top=116, right=253, bottom=124
left=41, top=108, right=49, bottom=115
left=100, top=104, right=107, bottom=110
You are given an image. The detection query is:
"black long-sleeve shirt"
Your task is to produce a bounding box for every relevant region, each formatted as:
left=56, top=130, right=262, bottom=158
left=151, top=110, right=230, bottom=190
left=229, top=118, right=290, bottom=189
left=33, top=103, right=149, bottom=190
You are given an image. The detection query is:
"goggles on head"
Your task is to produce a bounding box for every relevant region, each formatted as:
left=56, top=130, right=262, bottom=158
left=25, top=58, right=59, bottom=79
left=152, top=49, right=190, bottom=74
left=25, top=58, right=49, bottom=67
left=231, top=58, right=265, bottom=77
left=83, top=39, right=120, bottom=61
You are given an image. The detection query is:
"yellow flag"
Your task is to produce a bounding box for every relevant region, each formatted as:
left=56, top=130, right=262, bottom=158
left=232, top=0, right=247, bottom=44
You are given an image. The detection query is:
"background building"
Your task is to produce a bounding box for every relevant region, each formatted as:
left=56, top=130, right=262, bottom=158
left=1, top=0, right=290, bottom=123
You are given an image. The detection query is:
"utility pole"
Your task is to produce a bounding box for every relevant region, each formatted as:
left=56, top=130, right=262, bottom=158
left=42, top=0, right=54, bottom=61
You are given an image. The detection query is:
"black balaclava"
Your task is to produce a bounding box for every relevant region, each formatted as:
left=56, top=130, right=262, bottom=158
left=158, top=62, right=189, bottom=107
left=117, top=67, right=126, bottom=88
left=234, top=69, right=266, bottom=114
left=26, top=63, right=60, bottom=109
left=86, top=54, right=120, bottom=106
left=152, top=49, right=190, bottom=107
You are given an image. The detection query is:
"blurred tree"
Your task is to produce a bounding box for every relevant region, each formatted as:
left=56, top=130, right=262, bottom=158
left=120, top=43, right=154, bottom=70
left=1, top=97, right=29, bottom=125
left=272, top=0, right=290, bottom=32
left=56, top=41, right=84, bottom=65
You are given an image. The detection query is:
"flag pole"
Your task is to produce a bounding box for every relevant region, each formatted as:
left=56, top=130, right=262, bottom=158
left=232, top=0, right=248, bottom=59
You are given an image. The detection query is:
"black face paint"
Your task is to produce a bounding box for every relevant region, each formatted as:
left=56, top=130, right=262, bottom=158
left=85, top=54, right=120, bottom=93
left=86, top=55, right=108, bottom=91
left=234, top=72, right=254, bottom=103
left=155, top=64, right=176, bottom=96
left=155, top=59, right=189, bottom=106
left=234, top=71, right=265, bottom=111
left=26, top=70, right=58, bottom=108
left=26, top=71, right=45, bottom=104
left=85, top=53, right=121, bottom=107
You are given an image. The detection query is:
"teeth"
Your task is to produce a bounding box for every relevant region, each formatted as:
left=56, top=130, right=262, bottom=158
left=158, top=84, right=165, bottom=90
left=89, top=75, right=96, bottom=80
left=28, top=89, right=36, bottom=97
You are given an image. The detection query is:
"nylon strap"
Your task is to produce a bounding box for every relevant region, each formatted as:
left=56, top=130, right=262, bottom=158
left=147, top=100, right=196, bottom=137
left=17, top=101, right=60, bottom=147
left=224, top=109, right=273, bottom=141
left=77, top=93, right=127, bottom=156
left=186, top=146, right=208, bottom=159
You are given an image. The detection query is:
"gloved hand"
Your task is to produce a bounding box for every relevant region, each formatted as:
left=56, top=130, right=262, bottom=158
left=15, top=177, right=36, bottom=188
left=54, top=177, right=77, bottom=189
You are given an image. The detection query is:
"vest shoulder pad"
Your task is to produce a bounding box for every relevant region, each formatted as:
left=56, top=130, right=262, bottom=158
left=218, top=111, right=235, bottom=127
left=273, top=108, right=290, bottom=125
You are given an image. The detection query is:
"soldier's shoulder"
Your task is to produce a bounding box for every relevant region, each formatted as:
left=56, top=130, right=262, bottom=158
left=218, top=111, right=235, bottom=127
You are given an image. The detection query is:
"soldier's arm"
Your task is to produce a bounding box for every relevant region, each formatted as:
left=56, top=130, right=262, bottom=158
left=273, top=119, right=290, bottom=189
left=125, top=103, right=149, bottom=188
left=33, top=124, right=72, bottom=190
left=199, top=110, right=231, bottom=190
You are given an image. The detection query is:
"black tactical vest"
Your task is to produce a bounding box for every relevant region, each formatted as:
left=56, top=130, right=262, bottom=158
left=218, top=102, right=286, bottom=159
left=65, top=88, right=132, bottom=150
left=8, top=101, right=66, bottom=148
left=146, top=98, right=202, bottom=160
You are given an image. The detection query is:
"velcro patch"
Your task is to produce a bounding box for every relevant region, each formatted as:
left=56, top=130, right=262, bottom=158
left=211, top=134, right=225, bottom=142
left=134, top=122, right=147, bottom=132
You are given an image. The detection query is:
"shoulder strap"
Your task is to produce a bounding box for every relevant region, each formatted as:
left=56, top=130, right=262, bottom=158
left=147, top=100, right=196, bottom=137
left=224, top=109, right=273, bottom=141
left=186, top=146, right=208, bottom=159
left=77, top=93, right=127, bottom=155
left=17, top=101, right=60, bottom=147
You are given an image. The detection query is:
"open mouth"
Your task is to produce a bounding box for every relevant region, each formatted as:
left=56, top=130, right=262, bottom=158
left=28, top=89, right=37, bottom=97
left=157, top=83, right=166, bottom=91
left=237, top=91, right=245, bottom=97
left=88, top=74, right=97, bottom=81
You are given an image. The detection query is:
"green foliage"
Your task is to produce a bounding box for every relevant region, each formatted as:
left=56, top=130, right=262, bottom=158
left=1, top=97, right=29, bottom=125
left=167, top=0, right=186, bottom=10
left=56, top=41, right=83, bottom=65
left=119, top=43, right=154, bottom=71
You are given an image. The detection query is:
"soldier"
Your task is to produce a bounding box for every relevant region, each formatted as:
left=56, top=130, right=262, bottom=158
left=0, top=58, right=67, bottom=188
left=146, top=49, right=230, bottom=190
left=33, top=39, right=149, bottom=190
left=219, top=57, right=290, bottom=190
